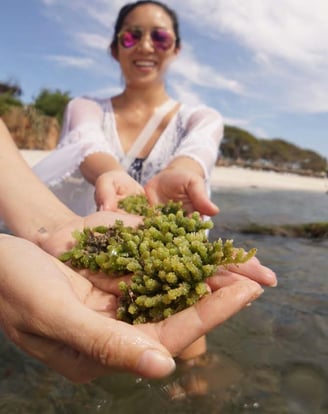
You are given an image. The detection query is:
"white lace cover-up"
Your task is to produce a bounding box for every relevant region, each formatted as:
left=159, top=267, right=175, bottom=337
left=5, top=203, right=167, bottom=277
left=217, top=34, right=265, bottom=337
left=33, top=97, right=224, bottom=216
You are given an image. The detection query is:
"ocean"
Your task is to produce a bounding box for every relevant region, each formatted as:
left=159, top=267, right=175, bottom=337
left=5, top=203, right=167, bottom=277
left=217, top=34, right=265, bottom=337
left=0, top=188, right=327, bottom=413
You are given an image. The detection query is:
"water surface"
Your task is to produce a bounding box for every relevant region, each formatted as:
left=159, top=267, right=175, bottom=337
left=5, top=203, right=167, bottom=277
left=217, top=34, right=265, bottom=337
left=0, top=188, right=327, bottom=413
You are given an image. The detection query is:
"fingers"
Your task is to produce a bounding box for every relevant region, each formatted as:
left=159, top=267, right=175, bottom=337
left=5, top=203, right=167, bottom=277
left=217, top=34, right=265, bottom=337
left=225, top=256, right=277, bottom=287
left=18, top=324, right=181, bottom=383
left=46, top=302, right=176, bottom=379
left=41, top=211, right=143, bottom=259
left=187, top=178, right=219, bottom=216
left=95, top=185, right=118, bottom=211
left=83, top=210, right=142, bottom=229
left=0, top=238, right=175, bottom=380
left=144, top=181, right=160, bottom=206
left=194, top=279, right=263, bottom=330
left=149, top=279, right=263, bottom=357
left=95, top=171, right=145, bottom=212
left=15, top=332, right=110, bottom=383
left=84, top=271, right=131, bottom=296
left=27, top=257, right=176, bottom=379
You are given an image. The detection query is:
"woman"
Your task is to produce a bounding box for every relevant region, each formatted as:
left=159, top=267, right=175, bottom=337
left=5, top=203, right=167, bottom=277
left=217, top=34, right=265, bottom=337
left=33, top=0, right=224, bottom=364
left=33, top=0, right=222, bottom=219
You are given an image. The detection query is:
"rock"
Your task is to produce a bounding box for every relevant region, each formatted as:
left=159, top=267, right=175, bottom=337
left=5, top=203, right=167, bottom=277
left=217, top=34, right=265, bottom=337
left=2, top=106, right=60, bottom=150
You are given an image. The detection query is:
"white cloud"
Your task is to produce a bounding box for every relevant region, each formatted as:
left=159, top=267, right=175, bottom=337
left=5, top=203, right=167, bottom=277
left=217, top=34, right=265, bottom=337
left=170, top=0, right=328, bottom=113
left=170, top=80, right=203, bottom=106
left=175, top=0, right=328, bottom=66
left=40, top=0, right=56, bottom=5
left=171, top=43, right=243, bottom=93
left=84, top=0, right=125, bottom=29
left=88, top=85, right=123, bottom=98
left=46, top=55, right=95, bottom=68
left=40, top=0, right=328, bottom=113
left=223, top=116, right=249, bottom=128
left=75, top=33, right=109, bottom=51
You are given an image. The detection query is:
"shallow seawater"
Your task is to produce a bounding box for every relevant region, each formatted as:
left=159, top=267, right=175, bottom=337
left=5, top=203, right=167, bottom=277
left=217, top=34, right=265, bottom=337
left=0, top=189, right=327, bottom=413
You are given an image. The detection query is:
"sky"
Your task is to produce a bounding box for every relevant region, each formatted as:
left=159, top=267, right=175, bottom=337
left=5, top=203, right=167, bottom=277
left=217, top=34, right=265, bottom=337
left=1, top=0, right=328, bottom=159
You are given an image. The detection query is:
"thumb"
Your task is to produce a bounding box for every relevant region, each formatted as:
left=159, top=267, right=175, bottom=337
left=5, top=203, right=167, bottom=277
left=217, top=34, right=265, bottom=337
left=51, top=305, right=176, bottom=379
left=95, top=186, right=118, bottom=211
left=188, top=179, right=219, bottom=216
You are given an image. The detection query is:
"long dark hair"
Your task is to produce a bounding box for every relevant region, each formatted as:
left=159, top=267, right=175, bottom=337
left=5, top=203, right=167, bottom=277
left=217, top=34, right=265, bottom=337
left=110, top=1, right=181, bottom=54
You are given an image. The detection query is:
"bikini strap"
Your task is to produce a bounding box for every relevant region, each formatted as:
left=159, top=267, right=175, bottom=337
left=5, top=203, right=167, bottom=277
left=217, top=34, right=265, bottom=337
left=121, top=99, right=177, bottom=170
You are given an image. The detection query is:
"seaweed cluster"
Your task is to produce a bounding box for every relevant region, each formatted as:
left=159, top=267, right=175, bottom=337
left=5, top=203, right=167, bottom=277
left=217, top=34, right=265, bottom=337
left=59, top=195, right=256, bottom=324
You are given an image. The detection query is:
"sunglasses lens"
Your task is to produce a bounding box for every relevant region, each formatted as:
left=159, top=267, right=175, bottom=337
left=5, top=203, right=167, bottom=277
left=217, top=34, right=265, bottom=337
left=151, top=29, right=174, bottom=50
left=119, top=30, right=141, bottom=48
left=118, top=29, right=174, bottom=50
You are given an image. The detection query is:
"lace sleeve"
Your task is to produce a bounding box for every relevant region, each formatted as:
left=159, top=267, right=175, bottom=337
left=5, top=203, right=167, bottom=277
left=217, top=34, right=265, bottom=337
left=58, top=97, right=112, bottom=154
left=172, top=105, right=224, bottom=180
left=33, top=97, right=116, bottom=186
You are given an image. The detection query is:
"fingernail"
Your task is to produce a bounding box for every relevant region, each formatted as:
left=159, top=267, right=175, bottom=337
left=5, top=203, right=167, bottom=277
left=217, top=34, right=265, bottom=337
left=266, top=271, right=278, bottom=287
left=137, top=350, right=176, bottom=378
left=253, top=287, right=264, bottom=300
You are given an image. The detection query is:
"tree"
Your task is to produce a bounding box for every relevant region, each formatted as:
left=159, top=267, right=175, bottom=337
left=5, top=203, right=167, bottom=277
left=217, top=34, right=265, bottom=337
left=33, top=88, right=71, bottom=125
left=0, top=80, right=23, bottom=115
left=220, top=126, right=260, bottom=160
left=0, top=80, right=22, bottom=97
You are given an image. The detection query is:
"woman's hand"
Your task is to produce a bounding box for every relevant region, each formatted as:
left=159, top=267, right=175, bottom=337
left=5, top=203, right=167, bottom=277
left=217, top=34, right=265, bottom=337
left=0, top=234, right=266, bottom=384
left=94, top=170, right=144, bottom=211
left=39, top=210, right=143, bottom=258
left=145, top=168, right=219, bottom=216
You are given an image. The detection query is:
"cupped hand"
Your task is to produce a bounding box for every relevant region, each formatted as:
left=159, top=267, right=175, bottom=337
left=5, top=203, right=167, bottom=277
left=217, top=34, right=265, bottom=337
left=40, top=210, right=143, bottom=258
left=214, top=255, right=278, bottom=288
left=144, top=168, right=219, bottom=216
left=95, top=170, right=144, bottom=211
left=0, top=234, right=265, bottom=383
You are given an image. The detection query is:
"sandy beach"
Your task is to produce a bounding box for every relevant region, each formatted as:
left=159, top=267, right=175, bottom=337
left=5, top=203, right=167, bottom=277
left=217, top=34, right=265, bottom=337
left=20, top=149, right=327, bottom=193
left=210, top=166, right=327, bottom=192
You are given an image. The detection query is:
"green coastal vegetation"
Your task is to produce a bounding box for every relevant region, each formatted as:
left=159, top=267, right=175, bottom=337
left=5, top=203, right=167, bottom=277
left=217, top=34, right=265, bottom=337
left=220, top=126, right=327, bottom=178
left=60, top=195, right=256, bottom=323
left=1, top=79, right=326, bottom=176
left=0, top=80, right=70, bottom=125
left=1, top=80, right=327, bottom=240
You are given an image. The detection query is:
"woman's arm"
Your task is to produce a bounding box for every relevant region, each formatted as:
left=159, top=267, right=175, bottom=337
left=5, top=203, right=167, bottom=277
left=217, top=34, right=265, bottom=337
left=0, top=119, right=76, bottom=245
left=0, top=118, right=143, bottom=252
left=63, top=98, right=143, bottom=210
left=145, top=106, right=223, bottom=215
left=63, top=97, right=124, bottom=185
left=168, top=105, right=224, bottom=179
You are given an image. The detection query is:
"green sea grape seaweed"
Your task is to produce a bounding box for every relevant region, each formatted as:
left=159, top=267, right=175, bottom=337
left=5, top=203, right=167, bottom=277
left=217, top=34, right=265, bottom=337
left=59, top=195, right=257, bottom=324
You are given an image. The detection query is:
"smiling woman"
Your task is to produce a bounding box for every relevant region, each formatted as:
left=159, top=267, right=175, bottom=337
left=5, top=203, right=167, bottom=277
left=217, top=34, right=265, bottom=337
left=32, top=0, right=225, bottom=369
left=33, top=0, right=223, bottom=217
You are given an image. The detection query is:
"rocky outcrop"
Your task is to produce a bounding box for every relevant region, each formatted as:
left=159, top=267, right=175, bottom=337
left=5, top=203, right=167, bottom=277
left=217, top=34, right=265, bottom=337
left=2, top=106, right=60, bottom=150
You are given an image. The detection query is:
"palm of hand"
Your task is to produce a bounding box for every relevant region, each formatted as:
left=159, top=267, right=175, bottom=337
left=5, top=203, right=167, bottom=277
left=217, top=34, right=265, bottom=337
left=145, top=169, right=218, bottom=216
left=95, top=170, right=144, bottom=211
left=145, top=170, right=197, bottom=210
left=40, top=210, right=143, bottom=258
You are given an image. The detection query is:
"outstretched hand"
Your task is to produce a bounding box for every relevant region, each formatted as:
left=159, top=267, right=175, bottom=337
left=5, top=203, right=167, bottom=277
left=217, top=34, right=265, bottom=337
left=145, top=168, right=219, bottom=216
left=39, top=209, right=143, bottom=258
left=0, top=234, right=270, bottom=384
left=94, top=170, right=144, bottom=211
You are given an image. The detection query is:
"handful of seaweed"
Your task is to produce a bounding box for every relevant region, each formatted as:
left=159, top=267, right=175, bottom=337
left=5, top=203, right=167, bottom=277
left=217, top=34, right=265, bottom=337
left=59, top=195, right=256, bottom=324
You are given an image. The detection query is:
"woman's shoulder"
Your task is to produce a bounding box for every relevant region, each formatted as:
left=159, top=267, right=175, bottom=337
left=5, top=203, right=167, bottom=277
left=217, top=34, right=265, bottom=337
left=69, top=95, right=110, bottom=110
left=178, top=101, right=223, bottom=122
left=65, top=96, right=113, bottom=120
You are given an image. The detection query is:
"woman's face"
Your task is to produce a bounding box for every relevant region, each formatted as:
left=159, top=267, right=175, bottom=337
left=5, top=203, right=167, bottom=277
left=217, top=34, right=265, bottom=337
left=114, top=4, right=180, bottom=88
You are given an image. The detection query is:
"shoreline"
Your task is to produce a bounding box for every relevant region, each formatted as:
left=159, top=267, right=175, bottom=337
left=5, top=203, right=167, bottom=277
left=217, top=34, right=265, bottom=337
left=210, top=166, right=327, bottom=193
left=20, top=149, right=327, bottom=193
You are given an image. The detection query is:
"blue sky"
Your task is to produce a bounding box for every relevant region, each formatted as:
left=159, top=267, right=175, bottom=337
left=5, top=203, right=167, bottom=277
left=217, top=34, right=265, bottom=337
left=1, top=0, right=328, bottom=159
